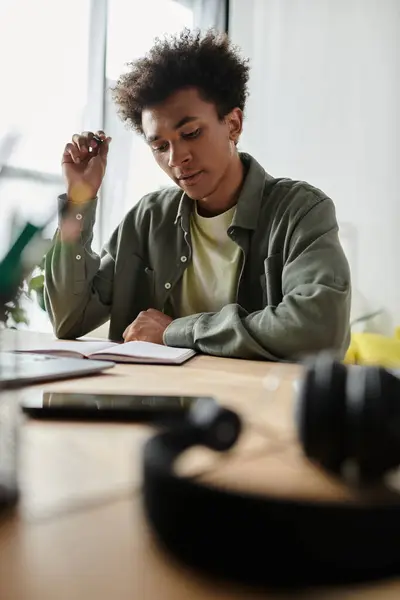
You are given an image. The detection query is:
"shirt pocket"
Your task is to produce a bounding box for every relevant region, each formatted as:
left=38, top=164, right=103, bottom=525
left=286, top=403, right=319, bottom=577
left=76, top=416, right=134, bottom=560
left=259, top=254, right=283, bottom=307
left=116, top=253, right=156, bottom=310
left=144, top=265, right=156, bottom=303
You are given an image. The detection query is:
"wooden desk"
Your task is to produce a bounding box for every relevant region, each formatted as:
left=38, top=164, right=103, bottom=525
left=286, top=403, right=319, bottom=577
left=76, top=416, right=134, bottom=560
left=1, top=331, right=400, bottom=599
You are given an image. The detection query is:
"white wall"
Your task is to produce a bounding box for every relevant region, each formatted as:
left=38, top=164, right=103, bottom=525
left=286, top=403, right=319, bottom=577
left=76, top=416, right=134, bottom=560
left=230, top=0, right=400, bottom=334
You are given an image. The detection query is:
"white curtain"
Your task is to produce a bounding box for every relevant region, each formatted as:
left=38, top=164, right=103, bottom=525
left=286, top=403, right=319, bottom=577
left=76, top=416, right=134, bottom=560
left=98, top=0, right=227, bottom=245
left=229, top=0, right=400, bottom=334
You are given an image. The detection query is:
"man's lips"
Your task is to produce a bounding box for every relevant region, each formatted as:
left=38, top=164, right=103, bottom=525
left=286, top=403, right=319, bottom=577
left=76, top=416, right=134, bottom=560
left=177, top=171, right=204, bottom=186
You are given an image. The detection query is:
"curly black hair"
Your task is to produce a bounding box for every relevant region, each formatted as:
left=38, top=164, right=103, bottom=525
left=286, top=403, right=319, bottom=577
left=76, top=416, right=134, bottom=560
left=111, top=28, right=250, bottom=135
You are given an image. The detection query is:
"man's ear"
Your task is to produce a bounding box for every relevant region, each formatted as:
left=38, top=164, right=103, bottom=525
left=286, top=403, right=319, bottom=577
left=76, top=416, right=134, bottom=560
left=227, top=108, right=243, bottom=144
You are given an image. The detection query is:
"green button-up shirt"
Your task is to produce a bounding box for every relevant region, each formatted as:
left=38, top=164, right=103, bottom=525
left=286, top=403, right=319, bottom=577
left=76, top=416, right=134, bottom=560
left=44, top=152, right=351, bottom=360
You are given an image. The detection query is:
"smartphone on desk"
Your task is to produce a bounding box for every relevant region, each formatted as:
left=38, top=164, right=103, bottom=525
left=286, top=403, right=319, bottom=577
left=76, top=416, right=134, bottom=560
left=20, top=391, right=216, bottom=423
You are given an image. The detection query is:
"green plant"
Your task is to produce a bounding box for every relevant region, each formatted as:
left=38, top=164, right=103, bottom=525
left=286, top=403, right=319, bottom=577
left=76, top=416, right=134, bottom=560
left=1, top=258, right=45, bottom=329
left=2, top=288, right=30, bottom=327
left=27, top=262, right=45, bottom=311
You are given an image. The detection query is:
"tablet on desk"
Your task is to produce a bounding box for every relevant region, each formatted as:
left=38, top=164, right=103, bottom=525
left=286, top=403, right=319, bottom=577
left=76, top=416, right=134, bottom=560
left=0, top=352, right=115, bottom=389
left=21, top=390, right=216, bottom=422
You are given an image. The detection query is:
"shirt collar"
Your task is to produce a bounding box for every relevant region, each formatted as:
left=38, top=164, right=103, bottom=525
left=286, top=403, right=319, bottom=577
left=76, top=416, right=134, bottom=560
left=174, top=152, right=273, bottom=231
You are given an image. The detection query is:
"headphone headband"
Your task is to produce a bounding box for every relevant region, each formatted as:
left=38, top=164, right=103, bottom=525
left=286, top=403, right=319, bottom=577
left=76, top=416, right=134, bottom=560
left=143, top=415, right=400, bottom=587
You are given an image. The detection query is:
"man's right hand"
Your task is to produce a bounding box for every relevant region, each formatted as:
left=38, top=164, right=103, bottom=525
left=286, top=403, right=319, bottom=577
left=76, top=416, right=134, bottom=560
left=62, top=130, right=112, bottom=203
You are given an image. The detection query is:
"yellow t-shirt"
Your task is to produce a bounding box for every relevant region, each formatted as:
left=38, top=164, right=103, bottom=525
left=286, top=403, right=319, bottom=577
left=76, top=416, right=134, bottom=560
left=180, top=203, right=242, bottom=317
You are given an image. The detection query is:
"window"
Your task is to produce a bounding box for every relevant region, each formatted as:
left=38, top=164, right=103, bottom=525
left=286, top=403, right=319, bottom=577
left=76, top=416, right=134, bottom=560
left=0, top=0, right=226, bottom=331
left=100, top=0, right=194, bottom=242
left=0, top=0, right=91, bottom=330
left=0, top=0, right=91, bottom=256
left=107, top=0, right=193, bottom=81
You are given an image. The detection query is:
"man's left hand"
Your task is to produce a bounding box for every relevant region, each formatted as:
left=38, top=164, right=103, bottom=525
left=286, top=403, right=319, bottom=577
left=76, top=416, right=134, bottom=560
left=122, top=309, right=173, bottom=345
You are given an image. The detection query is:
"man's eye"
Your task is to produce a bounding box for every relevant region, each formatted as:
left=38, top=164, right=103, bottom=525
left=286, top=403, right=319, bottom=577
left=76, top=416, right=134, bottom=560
left=183, top=128, right=201, bottom=139
left=153, top=143, right=168, bottom=153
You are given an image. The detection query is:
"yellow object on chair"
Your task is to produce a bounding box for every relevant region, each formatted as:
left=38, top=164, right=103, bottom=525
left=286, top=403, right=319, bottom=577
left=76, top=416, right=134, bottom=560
left=344, top=332, right=400, bottom=369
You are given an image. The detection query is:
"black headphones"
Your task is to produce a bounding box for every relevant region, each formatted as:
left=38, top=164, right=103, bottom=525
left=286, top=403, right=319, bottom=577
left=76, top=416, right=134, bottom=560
left=142, top=354, right=400, bottom=588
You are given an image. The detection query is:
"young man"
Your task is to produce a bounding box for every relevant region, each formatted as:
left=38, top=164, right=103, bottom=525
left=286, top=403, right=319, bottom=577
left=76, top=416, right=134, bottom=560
left=45, top=29, right=351, bottom=361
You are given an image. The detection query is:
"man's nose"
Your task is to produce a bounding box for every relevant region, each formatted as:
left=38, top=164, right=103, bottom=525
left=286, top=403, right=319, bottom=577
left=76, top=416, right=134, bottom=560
left=168, top=143, right=191, bottom=168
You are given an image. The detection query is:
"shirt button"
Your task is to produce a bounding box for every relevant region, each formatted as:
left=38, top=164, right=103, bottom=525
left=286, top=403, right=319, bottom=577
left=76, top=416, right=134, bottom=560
left=164, top=282, right=171, bottom=290
left=76, top=254, right=82, bottom=260
left=180, top=256, right=187, bottom=263
left=76, top=213, right=83, bottom=220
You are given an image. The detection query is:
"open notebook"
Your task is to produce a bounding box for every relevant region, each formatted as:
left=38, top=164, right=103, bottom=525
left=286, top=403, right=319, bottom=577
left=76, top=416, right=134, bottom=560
left=15, top=340, right=196, bottom=365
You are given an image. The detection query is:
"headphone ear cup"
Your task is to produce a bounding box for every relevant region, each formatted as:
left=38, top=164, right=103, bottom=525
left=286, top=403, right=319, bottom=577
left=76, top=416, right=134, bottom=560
left=296, top=354, right=348, bottom=475
left=347, top=365, right=400, bottom=480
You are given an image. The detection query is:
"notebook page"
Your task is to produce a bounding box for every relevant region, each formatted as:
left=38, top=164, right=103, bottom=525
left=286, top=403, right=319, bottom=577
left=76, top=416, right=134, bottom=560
left=91, top=341, right=195, bottom=361
left=17, top=340, right=118, bottom=356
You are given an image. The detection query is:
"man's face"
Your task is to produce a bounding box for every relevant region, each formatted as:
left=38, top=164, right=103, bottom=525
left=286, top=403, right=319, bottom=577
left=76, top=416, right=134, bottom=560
left=141, top=87, right=242, bottom=200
